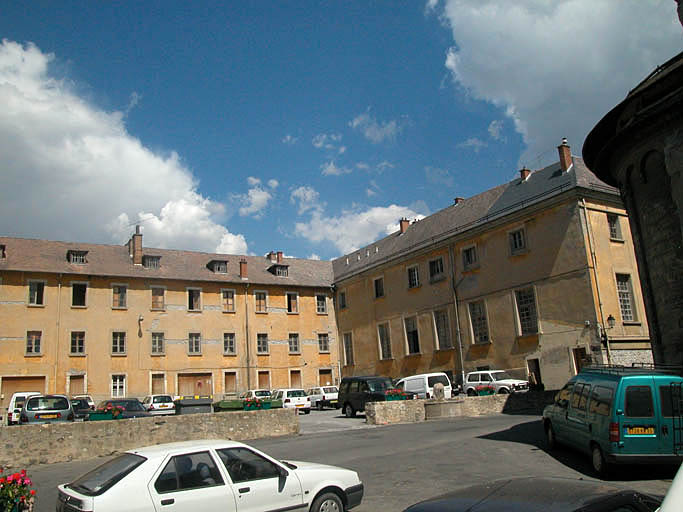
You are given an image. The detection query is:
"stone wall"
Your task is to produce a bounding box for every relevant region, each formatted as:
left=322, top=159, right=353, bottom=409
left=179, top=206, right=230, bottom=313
left=364, top=399, right=425, bottom=425
left=0, top=409, right=298, bottom=468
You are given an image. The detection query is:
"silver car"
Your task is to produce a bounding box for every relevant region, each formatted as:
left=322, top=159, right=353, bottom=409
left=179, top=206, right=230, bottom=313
left=20, top=394, right=74, bottom=424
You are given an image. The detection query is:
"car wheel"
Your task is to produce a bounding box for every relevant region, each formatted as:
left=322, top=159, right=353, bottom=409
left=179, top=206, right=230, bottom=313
left=498, top=388, right=509, bottom=394
left=317, top=401, right=324, bottom=411
left=545, top=422, right=556, bottom=450
left=311, top=492, right=343, bottom=512
left=466, top=388, right=476, bottom=397
left=591, top=444, right=610, bottom=477
left=344, top=403, right=356, bottom=418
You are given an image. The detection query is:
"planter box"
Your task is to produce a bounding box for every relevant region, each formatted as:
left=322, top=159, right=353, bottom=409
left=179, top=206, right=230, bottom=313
left=213, top=400, right=243, bottom=412
left=385, top=394, right=406, bottom=401
left=87, top=411, right=121, bottom=421
left=476, top=388, right=496, bottom=396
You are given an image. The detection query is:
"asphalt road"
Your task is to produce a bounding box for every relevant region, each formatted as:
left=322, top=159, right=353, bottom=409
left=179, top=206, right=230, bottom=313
left=27, top=412, right=678, bottom=511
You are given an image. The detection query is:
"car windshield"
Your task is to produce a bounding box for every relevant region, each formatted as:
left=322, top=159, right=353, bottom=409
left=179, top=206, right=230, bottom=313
left=254, top=390, right=271, bottom=397
left=368, top=379, right=393, bottom=392
left=103, top=400, right=144, bottom=411
left=323, top=387, right=338, bottom=393
left=491, top=372, right=514, bottom=381
left=68, top=453, right=146, bottom=496
left=427, top=376, right=450, bottom=387
left=71, top=399, right=89, bottom=409
left=26, top=396, right=69, bottom=411
left=153, top=396, right=172, bottom=403
left=288, top=390, right=306, bottom=397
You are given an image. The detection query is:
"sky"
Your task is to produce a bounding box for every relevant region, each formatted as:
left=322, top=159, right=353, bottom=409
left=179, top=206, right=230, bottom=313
left=1, top=1, right=681, bottom=261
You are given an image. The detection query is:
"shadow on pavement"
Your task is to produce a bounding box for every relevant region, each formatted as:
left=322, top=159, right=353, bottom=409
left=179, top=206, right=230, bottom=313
left=478, top=419, right=679, bottom=482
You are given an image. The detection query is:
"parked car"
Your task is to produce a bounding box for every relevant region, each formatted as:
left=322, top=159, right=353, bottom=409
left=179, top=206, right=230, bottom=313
left=402, top=476, right=663, bottom=511
left=72, top=394, right=95, bottom=409
left=395, top=372, right=453, bottom=399
left=238, top=389, right=272, bottom=401
left=70, top=397, right=94, bottom=420
left=337, top=376, right=398, bottom=418
left=142, top=394, right=176, bottom=416
left=93, top=398, right=151, bottom=419
left=307, top=386, right=339, bottom=410
left=20, top=394, right=74, bottom=424
left=272, top=389, right=311, bottom=414
left=5, top=391, right=40, bottom=425
left=57, top=439, right=364, bottom=512
left=543, top=365, right=683, bottom=476
left=464, top=370, right=529, bottom=395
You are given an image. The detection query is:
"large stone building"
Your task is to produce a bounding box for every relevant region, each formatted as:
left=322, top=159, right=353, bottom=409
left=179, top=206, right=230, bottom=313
left=583, top=49, right=683, bottom=367
left=0, top=229, right=338, bottom=409
left=333, top=142, right=651, bottom=391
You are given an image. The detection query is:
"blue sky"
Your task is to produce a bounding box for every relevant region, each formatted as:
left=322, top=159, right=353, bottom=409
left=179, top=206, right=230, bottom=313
left=0, top=1, right=680, bottom=260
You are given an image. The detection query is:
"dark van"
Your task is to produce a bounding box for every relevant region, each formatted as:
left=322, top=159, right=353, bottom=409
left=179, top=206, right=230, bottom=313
left=542, top=366, right=683, bottom=475
left=337, top=376, right=394, bottom=418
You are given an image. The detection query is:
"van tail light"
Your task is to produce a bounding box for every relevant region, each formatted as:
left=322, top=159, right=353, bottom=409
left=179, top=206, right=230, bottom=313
left=8, top=412, right=12, bottom=422
left=306, top=397, right=310, bottom=402
left=149, top=404, right=154, bottom=410
left=427, top=392, right=431, bottom=399
left=322, top=395, right=326, bottom=400
left=20, top=413, right=28, bottom=423
left=285, top=398, right=291, bottom=403
left=609, top=422, right=620, bottom=443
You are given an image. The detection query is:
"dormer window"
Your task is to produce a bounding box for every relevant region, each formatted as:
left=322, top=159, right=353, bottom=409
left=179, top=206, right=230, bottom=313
left=268, top=264, right=288, bottom=277
left=0, top=244, right=5, bottom=258
left=210, top=260, right=228, bottom=273
left=143, top=256, right=161, bottom=269
left=67, top=250, right=88, bottom=264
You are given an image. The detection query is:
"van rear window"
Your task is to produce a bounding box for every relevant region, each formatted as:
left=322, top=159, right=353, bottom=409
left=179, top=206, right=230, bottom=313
left=428, top=376, right=450, bottom=387
left=625, top=386, right=654, bottom=417
left=589, top=386, right=613, bottom=416
left=659, top=386, right=683, bottom=418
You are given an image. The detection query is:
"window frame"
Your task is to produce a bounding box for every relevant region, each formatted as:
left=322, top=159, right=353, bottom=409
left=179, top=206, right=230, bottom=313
left=607, top=213, right=623, bottom=241
left=462, top=244, right=479, bottom=271
left=508, top=227, right=528, bottom=256
left=151, top=332, right=165, bottom=356
left=377, top=322, right=392, bottom=360
left=256, top=333, right=269, bottom=355
left=26, top=330, right=42, bottom=356
left=221, top=288, right=236, bottom=313
left=404, top=315, right=420, bottom=355
left=316, top=294, right=328, bottom=314
left=433, top=309, right=453, bottom=350
left=429, top=257, right=445, bottom=283
left=27, top=280, right=46, bottom=307
left=288, top=333, right=300, bottom=354
left=71, top=281, right=88, bottom=308
left=111, top=283, right=128, bottom=310
left=111, top=331, right=127, bottom=356
left=407, top=264, right=420, bottom=289
left=468, top=300, right=490, bottom=344
left=373, top=276, right=385, bottom=299
left=286, top=291, right=299, bottom=314
left=318, top=332, right=330, bottom=353
left=111, top=374, right=126, bottom=398
left=188, top=332, right=202, bottom=355
left=254, top=290, right=268, bottom=314
left=338, top=290, right=347, bottom=310
left=616, top=273, right=637, bottom=323
left=142, top=255, right=161, bottom=269
left=150, top=286, right=166, bottom=311
left=514, top=287, right=539, bottom=336
left=70, top=330, right=86, bottom=356
left=223, top=332, right=236, bottom=356
left=343, top=331, right=354, bottom=366
left=187, top=287, right=202, bottom=312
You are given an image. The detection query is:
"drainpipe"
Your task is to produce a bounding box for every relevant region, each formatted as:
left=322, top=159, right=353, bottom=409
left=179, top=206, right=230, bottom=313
left=581, top=198, right=612, bottom=364
left=244, top=283, right=251, bottom=390
left=54, top=273, right=62, bottom=393
left=448, top=245, right=466, bottom=388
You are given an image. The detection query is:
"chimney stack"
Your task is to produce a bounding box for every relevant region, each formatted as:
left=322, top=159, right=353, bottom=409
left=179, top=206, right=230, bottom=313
left=277, top=251, right=283, bottom=263
left=399, top=218, right=410, bottom=234
left=266, top=251, right=277, bottom=262
left=129, top=225, right=143, bottom=265
left=239, top=258, right=248, bottom=279
left=558, top=137, right=572, bottom=172
left=519, top=167, right=531, bottom=181
left=454, top=197, right=464, bottom=205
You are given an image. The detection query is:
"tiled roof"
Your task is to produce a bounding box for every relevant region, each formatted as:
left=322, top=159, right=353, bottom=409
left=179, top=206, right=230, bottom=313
left=0, top=237, right=334, bottom=288
left=332, top=156, right=619, bottom=280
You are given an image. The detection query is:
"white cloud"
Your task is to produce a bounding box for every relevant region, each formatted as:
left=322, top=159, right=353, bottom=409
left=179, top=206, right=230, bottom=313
left=308, top=253, right=321, bottom=260
left=294, top=204, right=426, bottom=254
left=356, top=162, right=370, bottom=170
left=425, top=0, right=440, bottom=13
left=338, top=145, right=347, bottom=154
left=268, top=179, right=279, bottom=189
left=290, top=186, right=323, bottom=215
left=366, top=188, right=376, bottom=197
left=321, top=161, right=352, bottom=176
left=312, top=133, right=342, bottom=150
left=123, top=91, right=141, bottom=117
left=247, top=176, right=261, bottom=186
left=488, top=119, right=504, bottom=140
left=282, top=134, right=298, bottom=145
left=458, top=137, right=487, bottom=152
left=349, top=111, right=404, bottom=143
left=425, top=166, right=455, bottom=187
left=235, top=181, right=273, bottom=218
left=376, top=161, right=395, bottom=172
left=0, top=40, right=247, bottom=254
left=440, top=0, right=681, bottom=166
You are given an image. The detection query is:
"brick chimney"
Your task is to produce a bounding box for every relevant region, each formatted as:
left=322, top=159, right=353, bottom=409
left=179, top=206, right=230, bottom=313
left=558, top=137, right=572, bottom=172
left=266, top=251, right=277, bottom=262
left=454, top=197, right=464, bottom=205
left=399, top=218, right=410, bottom=234
left=277, top=251, right=283, bottom=263
left=128, top=225, right=143, bottom=265
left=519, top=167, right=531, bottom=181
left=239, top=258, right=248, bottom=279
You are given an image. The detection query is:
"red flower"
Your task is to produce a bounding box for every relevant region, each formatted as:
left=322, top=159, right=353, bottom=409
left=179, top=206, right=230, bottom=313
left=30, top=490, right=36, bottom=496
left=0, top=477, right=5, bottom=484
left=20, top=469, right=26, bottom=476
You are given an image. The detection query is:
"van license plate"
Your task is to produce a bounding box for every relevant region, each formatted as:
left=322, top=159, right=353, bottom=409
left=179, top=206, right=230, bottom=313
left=40, top=414, right=57, bottom=419
left=627, top=426, right=655, bottom=435
left=295, top=404, right=304, bottom=407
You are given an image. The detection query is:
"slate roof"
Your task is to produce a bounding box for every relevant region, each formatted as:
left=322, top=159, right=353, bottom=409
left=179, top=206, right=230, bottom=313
left=0, top=237, right=334, bottom=288
left=332, top=156, right=619, bottom=281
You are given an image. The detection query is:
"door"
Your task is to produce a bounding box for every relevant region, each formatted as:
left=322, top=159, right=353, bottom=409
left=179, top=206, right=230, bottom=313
left=290, top=370, right=302, bottom=389
left=152, top=374, right=165, bottom=395
left=587, top=385, right=615, bottom=451
left=656, top=380, right=683, bottom=455
left=319, top=369, right=333, bottom=386
left=257, top=371, right=270, bottom=390
left=149, top=451, right=236, bottom=512
left=216, top=447, right=304, bottom=512
left=566, top=382, right=592, bottom=452
left=224, top=372, right=237, bottom=395
left=551, top=381, right=575, bottom=442
left=405, top=378, right=425, bottom=398
left=178, top=373, right=212, bottom=396
left=1, top=376, right=46, bottom=411
left=619, top=379, right=660, bottom=456
left=572, top=348, right=588, bottom=374
left=68, top=375, right=85, bottom=395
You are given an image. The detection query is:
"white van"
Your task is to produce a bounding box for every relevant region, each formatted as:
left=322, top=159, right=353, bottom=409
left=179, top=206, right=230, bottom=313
left=396, top=373, right=452, bottom=399
left=6, top=391, right=40, bottom=425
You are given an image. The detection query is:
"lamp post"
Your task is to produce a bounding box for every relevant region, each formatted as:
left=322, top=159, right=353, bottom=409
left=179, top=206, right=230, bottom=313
left=601, top=314, right=616, bottom=363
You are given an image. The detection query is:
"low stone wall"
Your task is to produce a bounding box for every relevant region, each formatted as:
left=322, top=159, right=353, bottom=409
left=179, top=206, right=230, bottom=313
left=0, top=408, right=298, bottom=468
left=365, top=400, right=425, bottom=425
left=366, top=391, right=557, bottom=425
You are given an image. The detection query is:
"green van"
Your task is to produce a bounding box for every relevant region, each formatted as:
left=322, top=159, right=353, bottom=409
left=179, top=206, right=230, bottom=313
left=542, top=366, right=683, bottom=476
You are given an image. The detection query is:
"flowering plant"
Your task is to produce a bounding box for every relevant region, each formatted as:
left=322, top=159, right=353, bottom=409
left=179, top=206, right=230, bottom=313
left=474, top=384, right=496, bottom=395
left=244, top=398, right=263, bottom=408
left=0, top=468, right=36, bottom=512
left=100, top=404, right=125, bottom=417
left=385, top=388, right=404, bottom=396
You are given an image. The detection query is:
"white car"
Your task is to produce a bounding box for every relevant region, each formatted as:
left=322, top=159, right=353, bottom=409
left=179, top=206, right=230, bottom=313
left=141, top=394, right=176, bottom=416
left=464, top=370, right=529, bottom=395
left=272, top=388, right=311, bottom=414
left=238, top=389, right=272, bottom=401
left=56, top=439, right=364, bottom=512
left=6, top=391, right=40, bottom=425
left=306, top=386, right=339, bottom=410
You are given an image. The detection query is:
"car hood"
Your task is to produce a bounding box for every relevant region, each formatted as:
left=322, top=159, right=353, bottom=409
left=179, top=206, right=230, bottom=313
left=494, top=379, right=527, bottom=385
left=285, top=460, right=360, bottom=487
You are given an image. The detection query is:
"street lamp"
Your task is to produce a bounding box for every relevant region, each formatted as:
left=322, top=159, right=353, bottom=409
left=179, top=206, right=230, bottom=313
left=601, top=314, right=616, bottom=347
